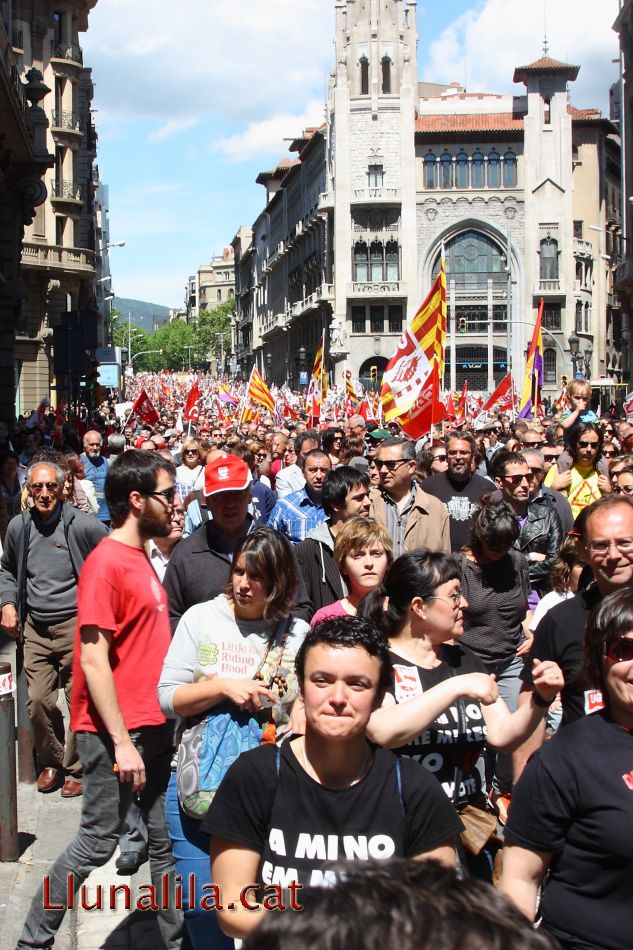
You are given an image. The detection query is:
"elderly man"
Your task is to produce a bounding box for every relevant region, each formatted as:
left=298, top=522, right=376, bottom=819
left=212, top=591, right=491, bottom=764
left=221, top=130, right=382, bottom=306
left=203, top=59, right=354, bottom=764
left=370, top=438, right=450, bottom=557
left=0, top=461, right=106, bottom=795
left=267, top=449, right=331, bottom=544
left=423, top=433, right=490, bottom=552
left=274, top=430, right=320, bottom=498
left=81, top=429, right=110, bottom=527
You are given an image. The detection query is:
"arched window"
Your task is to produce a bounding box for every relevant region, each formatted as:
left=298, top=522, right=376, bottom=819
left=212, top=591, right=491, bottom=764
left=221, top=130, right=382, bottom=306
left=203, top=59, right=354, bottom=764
left=543, top=348, right=557, bottom=384
left=503, top=149, right=517, bottom=187
left=360, top=56, right=369, bottom=96
left=354, top=241, right=368, bottom=282
left=440, top=151, right=453, bottom=189
left=432, top=230, right=506, bottom=290
left=540, top=238, right=559, bottom=280
left=385, top=240, right=399, bottom=280
left=424, top=151, right=437, bottom=189
left=543, top=98, right=551, bottom=125
left=381, top=56, right=391, bottom=94
left=471, top=150, right=484, bottom=188
left=370, top=241, right=384, bottom=281
left=456, top=151, right=469, bottom=189
left=487, top=149, right=500, bottom=188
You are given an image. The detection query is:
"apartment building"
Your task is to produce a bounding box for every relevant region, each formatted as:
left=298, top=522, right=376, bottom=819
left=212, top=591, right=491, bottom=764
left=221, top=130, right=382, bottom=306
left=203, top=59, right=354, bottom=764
left=185, top=246, right=236, bottom=321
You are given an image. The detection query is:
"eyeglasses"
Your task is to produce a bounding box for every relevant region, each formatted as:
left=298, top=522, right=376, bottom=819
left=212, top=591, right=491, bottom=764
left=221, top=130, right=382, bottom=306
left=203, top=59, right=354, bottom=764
left=587, top=537, right=633, bottom=555
left=613, top=484, right=633, bottom=495
left=577, top=441, right=599, bottom=450
left=377, top=459, right=409, bottom=471
left=447, top=450, right=472, bottom=457
left=605, top=635, right=633, bottom=663
left=433, top=454, right=447, bottom=462
left=501, top=473, right=530, bottom=485
left=171, top=509, right=185, bottom=520
left=543, top=454, right=559, bottom=462
left=427, top=588, right=464, bottom=606
left=529, top=467, right=544, bottom=475
left=602, top=448, right=617, bottom=457
left=147, top=487, right=176, bottom=503
left=184, top=449, right=199, bottom=455
left=30, top=482, right=58, bottom=493
left=523, top=441, right=546, bottom=448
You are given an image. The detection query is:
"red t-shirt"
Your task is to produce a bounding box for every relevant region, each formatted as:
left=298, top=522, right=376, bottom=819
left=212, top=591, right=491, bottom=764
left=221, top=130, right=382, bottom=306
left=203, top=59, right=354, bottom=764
left=71, top=538, right=170, bottom=732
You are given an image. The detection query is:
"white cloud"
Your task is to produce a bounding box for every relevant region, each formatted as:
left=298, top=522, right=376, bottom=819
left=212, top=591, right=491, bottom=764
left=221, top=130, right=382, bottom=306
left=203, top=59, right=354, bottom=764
left=148, top=116, right=200, bottom=143
left=423, top=0, right=620, bottom=112
left=211, top=99, right=326, bottom=162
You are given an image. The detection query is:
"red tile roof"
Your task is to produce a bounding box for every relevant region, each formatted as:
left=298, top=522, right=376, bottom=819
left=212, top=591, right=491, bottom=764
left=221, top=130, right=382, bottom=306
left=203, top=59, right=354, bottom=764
left=514, top=56, right=579, bottom=83
left=415, top=113, right=525, bottom=134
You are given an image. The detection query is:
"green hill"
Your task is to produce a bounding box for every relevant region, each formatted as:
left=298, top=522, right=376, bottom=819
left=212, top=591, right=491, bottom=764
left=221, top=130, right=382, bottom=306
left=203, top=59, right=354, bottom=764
left=113, top=297, right=172, bottom=334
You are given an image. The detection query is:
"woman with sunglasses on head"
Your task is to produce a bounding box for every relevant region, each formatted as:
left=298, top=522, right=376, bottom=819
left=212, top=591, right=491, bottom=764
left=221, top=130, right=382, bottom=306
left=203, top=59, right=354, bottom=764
left=502, top=587, right=633, bottom=950
left=361, top=548, right=561, bottom=877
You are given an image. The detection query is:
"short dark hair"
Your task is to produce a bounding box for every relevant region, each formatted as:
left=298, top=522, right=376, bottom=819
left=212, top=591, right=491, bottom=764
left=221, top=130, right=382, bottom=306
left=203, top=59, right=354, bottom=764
left=358, top=550, right=460, bottom=637
left=105, top=449, right=175, bottom=528
left=581, top=588, right=633, bottom=699
left=295, top=616, right=392, bottom=696
left=300, top=448, right=330, bottom=472
left=243, top=859, right=555, bottom=950
left=490, top=450, right=528, bottom=480
left=446, top=432, right=477, bottom=455
left=321, top=466, right=370, bottom=516
left=296, top=430, right=320, bottom=456
left=470, top=500, right=520, bottom=555
left=227, top=527, right=297, bottom=619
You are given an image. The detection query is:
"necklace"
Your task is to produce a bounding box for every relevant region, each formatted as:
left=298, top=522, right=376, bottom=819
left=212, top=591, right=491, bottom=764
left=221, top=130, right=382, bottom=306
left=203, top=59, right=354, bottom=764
left=301, top=740, right=370, bottom=788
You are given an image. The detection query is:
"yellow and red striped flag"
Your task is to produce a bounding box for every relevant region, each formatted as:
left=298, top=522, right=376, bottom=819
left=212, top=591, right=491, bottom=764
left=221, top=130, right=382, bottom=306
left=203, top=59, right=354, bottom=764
left=247, top=367, right=275, bottom=414
left=306, top=335, right=327, bottom=409
left=380, top=262, right=447, bottom=421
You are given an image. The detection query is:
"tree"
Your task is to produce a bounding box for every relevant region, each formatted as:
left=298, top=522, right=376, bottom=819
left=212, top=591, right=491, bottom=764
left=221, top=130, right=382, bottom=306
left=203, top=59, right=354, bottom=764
left=194, top=300, right=234, bottom=370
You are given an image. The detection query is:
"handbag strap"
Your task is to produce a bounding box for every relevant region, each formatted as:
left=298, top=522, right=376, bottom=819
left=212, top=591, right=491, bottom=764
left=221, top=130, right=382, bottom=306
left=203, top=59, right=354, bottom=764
left=444, top=656, right=468, bottom=807
left=252, top=616, right=291, bottom=687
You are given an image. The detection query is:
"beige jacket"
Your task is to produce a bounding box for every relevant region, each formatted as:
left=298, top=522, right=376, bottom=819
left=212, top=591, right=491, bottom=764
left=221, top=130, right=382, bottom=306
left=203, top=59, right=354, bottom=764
left=370, top=484, right=451, bottom=555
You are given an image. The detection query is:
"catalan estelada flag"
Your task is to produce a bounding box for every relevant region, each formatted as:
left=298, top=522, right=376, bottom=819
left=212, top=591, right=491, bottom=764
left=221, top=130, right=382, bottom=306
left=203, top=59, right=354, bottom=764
left=518, top=299, right=544, bottom=419
left=246, top=367, right=275, bottom=414
left=380, top=262, right=447, bottom=420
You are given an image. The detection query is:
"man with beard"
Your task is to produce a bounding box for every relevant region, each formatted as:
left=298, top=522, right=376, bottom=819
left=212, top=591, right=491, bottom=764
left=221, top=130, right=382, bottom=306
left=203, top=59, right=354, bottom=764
left=15, top=450, right=185, bottom=950
left=423, top=434, right=490, bottom=552
left=81, top=429, right=110, bottom=527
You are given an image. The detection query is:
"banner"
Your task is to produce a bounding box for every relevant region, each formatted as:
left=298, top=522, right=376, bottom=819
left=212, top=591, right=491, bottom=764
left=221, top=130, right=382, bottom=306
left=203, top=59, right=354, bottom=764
left=246, top=367, right=275, bottom=414
left=183, top=382, right=201, bottom=422
left=518, top=300, right=544, bottom=420
left=131, top=388, right=160, bottom=426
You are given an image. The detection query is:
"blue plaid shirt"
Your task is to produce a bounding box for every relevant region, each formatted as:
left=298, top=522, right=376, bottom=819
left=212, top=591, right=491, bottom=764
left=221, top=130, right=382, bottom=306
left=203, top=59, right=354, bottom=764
left=266, top=488, right=326, bottom=543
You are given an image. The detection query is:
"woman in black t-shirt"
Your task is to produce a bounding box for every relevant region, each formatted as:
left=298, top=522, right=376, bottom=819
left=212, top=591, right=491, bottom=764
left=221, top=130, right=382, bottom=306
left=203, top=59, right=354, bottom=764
left=361, top=552, right=561, bottom=811
left=203, top=617, right=461, bottom=941
left=501, top=588, right=633, bottom=950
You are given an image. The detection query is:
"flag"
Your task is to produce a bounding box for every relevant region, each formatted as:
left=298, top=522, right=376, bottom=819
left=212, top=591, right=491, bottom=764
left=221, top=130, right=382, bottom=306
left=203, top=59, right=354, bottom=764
left=247, top=367, right=275, bottom=414
left=457, top=381, right=468, bottom=420
left=381, top=263, right=447, bottom=420
left=183, top=382, right=201, bottom=422
left=306, top=336, right=327, bottom=409
left=397, top=361, right=447, bottom=441
left=518, top=300, right=544, bottom=419
left=443, top=390, right=457, bottom=421
left=131, top=388, right=160, bottom=426
left=282, top=397, right=298, bottom=420
left=482, top=373, right=513, bottom=412
left=345, top=370, right=360, bottom=407
left=218, top=385, right=239, bottom=407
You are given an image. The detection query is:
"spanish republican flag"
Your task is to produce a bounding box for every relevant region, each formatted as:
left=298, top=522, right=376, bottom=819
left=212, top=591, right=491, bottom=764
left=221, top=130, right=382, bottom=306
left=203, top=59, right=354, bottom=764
left=518, top=299, right=544, bottom=420
left=246, top=367, right=275, bottom=414
left=380, top=262, right=447, bottom=421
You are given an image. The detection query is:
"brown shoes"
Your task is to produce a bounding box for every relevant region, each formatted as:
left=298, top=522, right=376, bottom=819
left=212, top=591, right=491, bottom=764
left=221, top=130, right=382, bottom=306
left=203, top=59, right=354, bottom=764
left=61, top=777, right=83, bottom=798
left=36, top=767, right=60, bottom=793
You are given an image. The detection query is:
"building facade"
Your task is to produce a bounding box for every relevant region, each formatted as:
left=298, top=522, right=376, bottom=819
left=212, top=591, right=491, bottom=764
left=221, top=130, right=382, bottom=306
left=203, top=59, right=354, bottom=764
left=235, top=0, right=621, bottom=399
left=185, top=246, right=236, bottom=321
left=614, top=0, right=633, bottom=388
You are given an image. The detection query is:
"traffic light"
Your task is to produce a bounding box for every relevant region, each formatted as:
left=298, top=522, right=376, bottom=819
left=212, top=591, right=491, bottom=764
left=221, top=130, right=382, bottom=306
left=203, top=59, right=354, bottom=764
left=370, top=365, right=378, bottom=382
left=458, top=317, right=467, bottom=334
left=84, top=360, right=100, bottom=392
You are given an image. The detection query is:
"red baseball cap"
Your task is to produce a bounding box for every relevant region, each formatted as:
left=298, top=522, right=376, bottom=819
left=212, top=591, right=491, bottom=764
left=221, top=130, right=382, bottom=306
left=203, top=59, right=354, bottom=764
left=204, top=454, right=252, bottom=497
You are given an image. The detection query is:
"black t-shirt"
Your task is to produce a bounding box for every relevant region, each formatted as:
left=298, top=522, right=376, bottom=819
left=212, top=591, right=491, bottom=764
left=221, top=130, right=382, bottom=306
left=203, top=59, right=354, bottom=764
left=524, top=584, right=602, bottom=725
left=423, top=472, right=491, bottom=552
left=505, top=711, right=633, bottom=950
left=202, top=742, right=461, bottom=888
left=388, top=643, right=487, bottom=807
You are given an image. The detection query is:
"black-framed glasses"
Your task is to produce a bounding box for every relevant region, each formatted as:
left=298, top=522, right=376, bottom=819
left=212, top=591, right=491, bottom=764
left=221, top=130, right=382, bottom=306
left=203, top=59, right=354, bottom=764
left=147, top=487, right=176, bottom=503
left=613, top=484, right=633, bottom=495
left=605, top=635, right=633, bottom=663
left=529, top=467, right=544, bottom=476
left=377, top=459, right=409, bottom=471
left=602, top=449, right=617, bottom=457
left=30, top=481, right=58, bottom=493
left=577, top=440, right=599, bottom=450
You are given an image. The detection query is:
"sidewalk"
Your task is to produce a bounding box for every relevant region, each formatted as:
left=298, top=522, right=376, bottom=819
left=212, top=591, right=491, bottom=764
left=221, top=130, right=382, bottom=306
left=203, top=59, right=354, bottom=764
left=0, top=634, right=165, bottom=950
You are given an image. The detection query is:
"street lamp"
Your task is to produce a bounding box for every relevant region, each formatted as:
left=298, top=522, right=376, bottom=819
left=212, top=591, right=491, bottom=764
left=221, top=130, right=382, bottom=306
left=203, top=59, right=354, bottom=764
left=265, top=352, right=272, bottom=383
left=298, top=346, right=306, bottom=389
left=568, top=331, right=580, bottom=378
left=584, top=340, right=593, bottom=380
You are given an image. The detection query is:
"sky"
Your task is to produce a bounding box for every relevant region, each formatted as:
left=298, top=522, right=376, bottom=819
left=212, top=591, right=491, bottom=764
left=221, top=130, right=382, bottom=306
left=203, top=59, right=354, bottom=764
left=82, top=0, right=621, bottom=309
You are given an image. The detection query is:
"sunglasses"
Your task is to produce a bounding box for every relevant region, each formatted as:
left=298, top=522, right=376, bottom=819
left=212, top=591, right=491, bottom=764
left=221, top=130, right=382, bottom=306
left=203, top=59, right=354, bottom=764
left=602, top=449, right=617, bottom=457
left=605, top=635, right=633, bottom=663
left=529, top=467, right=544, bottom=475
left=501, top=473, right=530, bottom=485
left=433, top=454, right=448, bottom=462
left=147, top=487, right=176, bottom=503
left=31, top=482, right=58, bottom=493
left=377, top=459, right=409, bottom=471
left=577, top=441, right=599, bottom=449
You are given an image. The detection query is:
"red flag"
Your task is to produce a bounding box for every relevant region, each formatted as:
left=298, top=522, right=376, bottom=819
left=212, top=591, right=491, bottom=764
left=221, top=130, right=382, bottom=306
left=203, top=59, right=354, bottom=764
left=308, top=394, right=321, bottom=427
left=183, top=382, right=201, bottom=422
left=131, top=388, right=160, bottom=426
left=443, top=390, right=457, bottom=421
left=397, top=363, right=447, bottom=441
left=482, top=373, right=513, bottom=412
left=282, top=397, right=298, bottom=420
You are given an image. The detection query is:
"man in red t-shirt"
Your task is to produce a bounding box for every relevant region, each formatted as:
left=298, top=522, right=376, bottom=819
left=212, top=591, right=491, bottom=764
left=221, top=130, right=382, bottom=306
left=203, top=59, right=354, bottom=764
left=17, top=450, right=185, bottom=950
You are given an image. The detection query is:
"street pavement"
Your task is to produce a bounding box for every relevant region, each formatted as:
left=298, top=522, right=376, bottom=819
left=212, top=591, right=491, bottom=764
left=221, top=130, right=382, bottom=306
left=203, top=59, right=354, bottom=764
left=0, top=634, right=166, bottom=950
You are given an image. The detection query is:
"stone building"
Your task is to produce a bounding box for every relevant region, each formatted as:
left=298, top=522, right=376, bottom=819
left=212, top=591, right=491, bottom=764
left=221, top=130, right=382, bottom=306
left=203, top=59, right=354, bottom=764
left=185, top=246, right=236, bottom=321
left=614, top=0, right=633, bottom=387
left=234, top=0, right=621, bottom=399
left=10, top=0, right=101, bottom=413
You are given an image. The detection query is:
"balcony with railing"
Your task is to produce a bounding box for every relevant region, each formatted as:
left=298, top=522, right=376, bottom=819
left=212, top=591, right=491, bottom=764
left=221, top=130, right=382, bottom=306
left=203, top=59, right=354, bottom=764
left=533, top=278, right=564, bottom=296
left=51, top=109, right=83, bottom=134
left=351, top=187, right=401, bottom=205
left=50, top=179, right=84, bottom=205
left=21, top=241, right=95, bottom=272
left=573, top=237, right=594, bottom=258
left=50, top=41, right=83, bottom=67
left=0, top=17, right=27, bottom=117
left=11, top=28, right=23, bottom=51
left=348, top=280, right=406, bottom=297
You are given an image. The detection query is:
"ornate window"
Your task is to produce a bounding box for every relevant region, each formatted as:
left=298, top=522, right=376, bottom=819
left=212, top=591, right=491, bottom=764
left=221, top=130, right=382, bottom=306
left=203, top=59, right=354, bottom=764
left=424, top=151, right=437, bottom=189
left=471, top=150, right=484, bottom=188
left=540, top=238, right=559, bottom=280
left=367, top=163, right=384, bottom=187
left=503, top=149, right=517, bottom=187
left=543, top=348, right=557, bottom=383
left=542, top=304, right=561, bottom=330
left=432, top=231, right=506, bottom=290
left=370, top=241, right=384, bottom=281
left=385, top=240, right=399, bottom=280
left=456, top=151, right=469, bottom=189
left=353, top=241, right=368, bottom=282
left=440, top=151, right=453, bottom=189
left=487, top=149, right=500, bottom=188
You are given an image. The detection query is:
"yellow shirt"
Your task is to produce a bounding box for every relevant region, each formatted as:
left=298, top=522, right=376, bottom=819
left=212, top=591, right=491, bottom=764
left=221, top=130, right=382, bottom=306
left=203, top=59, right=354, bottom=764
left=544, top=464, right=602, bottom=519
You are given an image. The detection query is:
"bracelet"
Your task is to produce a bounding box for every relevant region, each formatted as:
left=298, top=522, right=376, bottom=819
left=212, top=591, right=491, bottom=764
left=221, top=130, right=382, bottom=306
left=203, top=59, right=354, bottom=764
left=532, top=690, right=551, bottom=709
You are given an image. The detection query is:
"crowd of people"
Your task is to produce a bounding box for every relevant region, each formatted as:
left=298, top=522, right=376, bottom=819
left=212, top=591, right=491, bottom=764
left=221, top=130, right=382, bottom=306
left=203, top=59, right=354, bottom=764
left=1, top=371, right=633, bottom=950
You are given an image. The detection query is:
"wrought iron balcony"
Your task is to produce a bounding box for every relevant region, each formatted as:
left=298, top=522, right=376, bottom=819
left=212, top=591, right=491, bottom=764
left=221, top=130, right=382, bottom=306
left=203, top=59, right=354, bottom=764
left=0, top=19, right=27, bottom=115
left=51, top=110, right=82, bottom=132
left=50, top=179, right=84, bottom=202
left=51, top=42, right=83, bottom=65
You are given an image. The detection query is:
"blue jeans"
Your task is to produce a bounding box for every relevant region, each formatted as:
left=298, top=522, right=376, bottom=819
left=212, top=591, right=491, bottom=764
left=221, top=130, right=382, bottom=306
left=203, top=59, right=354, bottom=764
left=17, top=725, right=184, bottom=949
left=488, top=653, right=525, bottom=795
left=164, top=772, right=233, bottom=950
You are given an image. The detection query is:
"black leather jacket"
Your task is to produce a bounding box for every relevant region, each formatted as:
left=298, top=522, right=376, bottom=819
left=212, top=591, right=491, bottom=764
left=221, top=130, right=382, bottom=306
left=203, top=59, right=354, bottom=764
left=513, top=494, right=563, bottom=593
